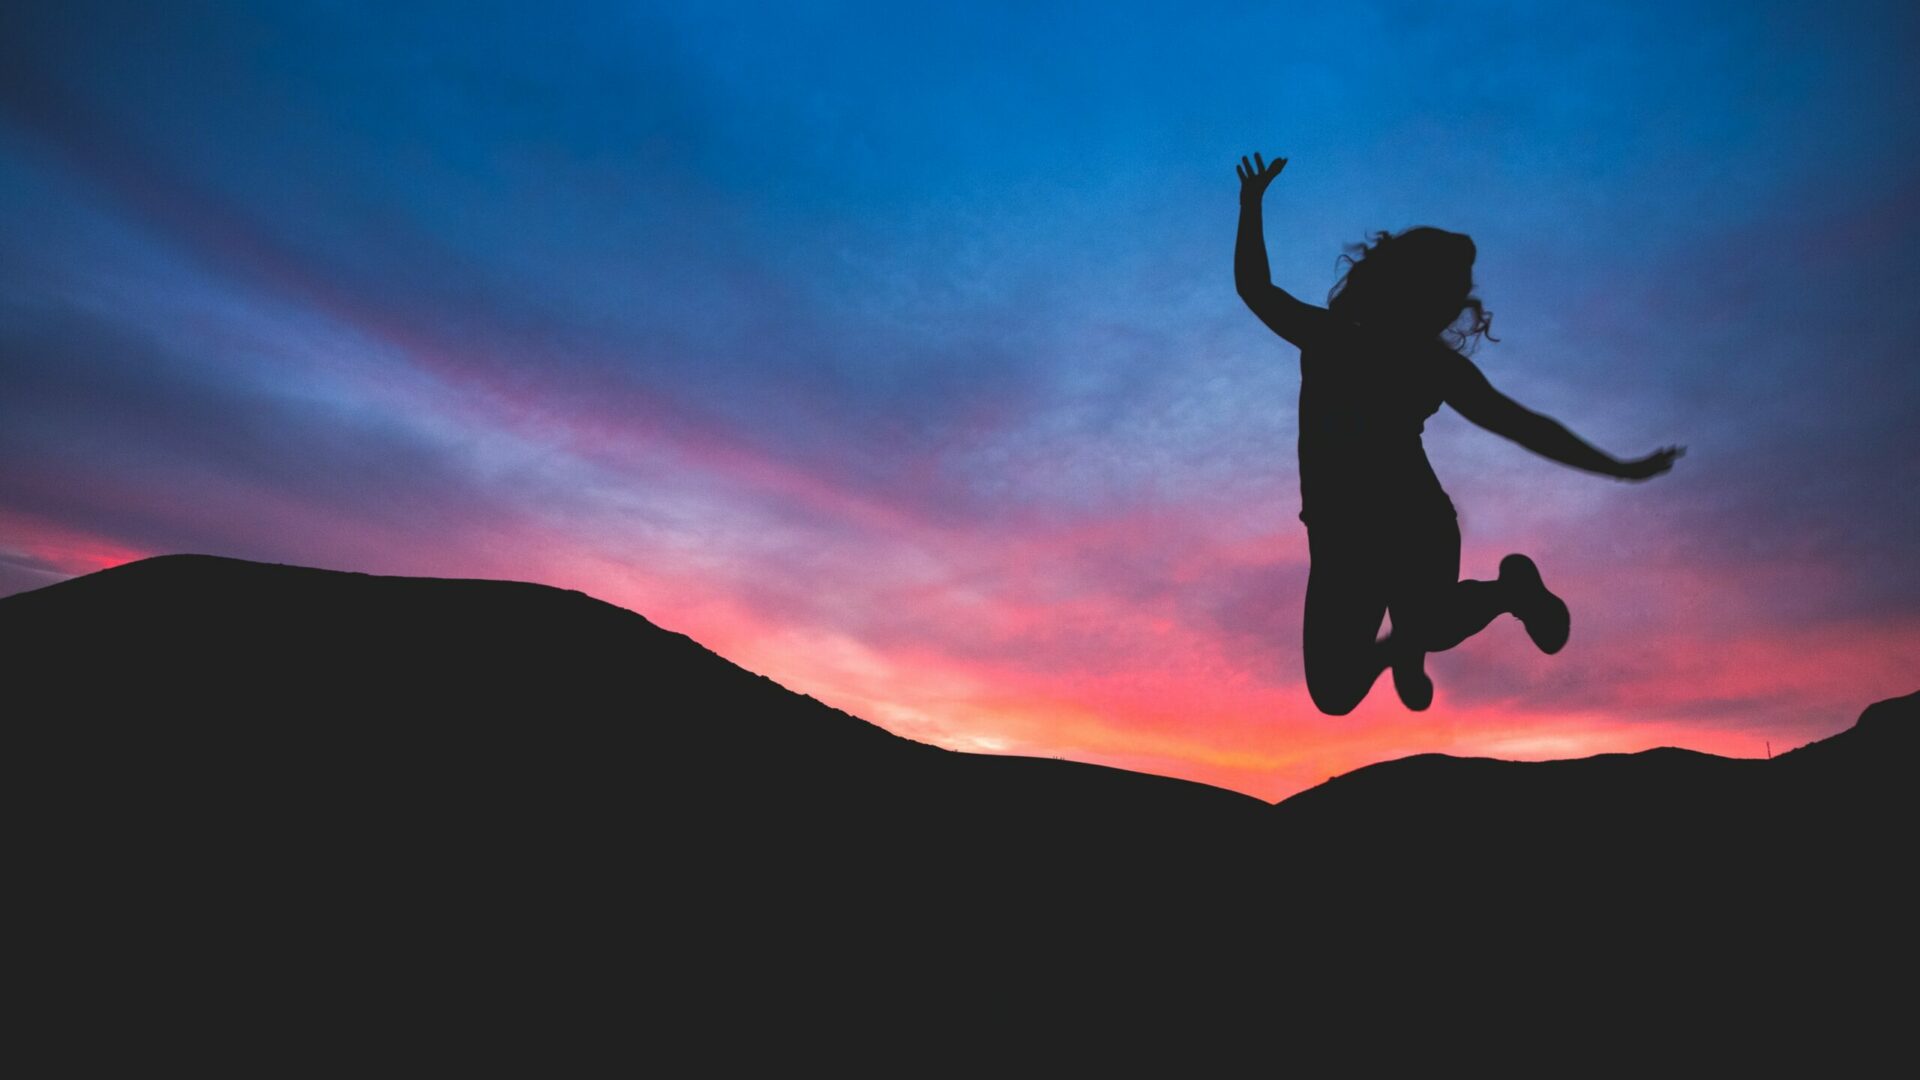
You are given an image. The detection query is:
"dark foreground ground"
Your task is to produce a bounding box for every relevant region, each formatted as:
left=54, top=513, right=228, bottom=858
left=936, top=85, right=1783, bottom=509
left=6, top=555, right=1913, bottom=1050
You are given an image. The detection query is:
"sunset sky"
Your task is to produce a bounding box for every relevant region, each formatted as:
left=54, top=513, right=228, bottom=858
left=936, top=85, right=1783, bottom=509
left=3, top=1, right=1916, bottom=800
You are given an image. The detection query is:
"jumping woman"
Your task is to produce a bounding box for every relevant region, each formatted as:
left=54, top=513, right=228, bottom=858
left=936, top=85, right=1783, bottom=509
left=1234, top=152, right=1683, bottom=714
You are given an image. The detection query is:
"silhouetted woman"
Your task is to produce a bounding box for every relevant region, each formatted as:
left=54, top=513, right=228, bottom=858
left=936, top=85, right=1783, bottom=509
left=1234, top=152, right=1682, bottom=713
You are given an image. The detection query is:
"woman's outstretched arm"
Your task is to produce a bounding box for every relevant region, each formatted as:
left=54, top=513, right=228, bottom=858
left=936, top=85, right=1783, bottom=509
left=1441, top=352, right=1684, bottom=480
left=1235, top=152, right=1329, bottom=350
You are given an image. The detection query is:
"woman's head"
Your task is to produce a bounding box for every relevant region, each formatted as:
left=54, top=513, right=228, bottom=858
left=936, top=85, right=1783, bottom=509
left=1327, top=226, right=1496, bottom=351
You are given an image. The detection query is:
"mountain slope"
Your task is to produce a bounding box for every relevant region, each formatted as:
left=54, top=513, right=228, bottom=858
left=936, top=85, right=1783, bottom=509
left=3, top=554, right=1274, bottom=895
left=5, top=554, right=1913, bottom=1022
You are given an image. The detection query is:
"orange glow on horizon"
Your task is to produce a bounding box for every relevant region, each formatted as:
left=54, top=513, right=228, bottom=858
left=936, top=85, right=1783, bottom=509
left=9, top=527, right=1912, bottom=805
left=0, top=511, right=150, bottom=577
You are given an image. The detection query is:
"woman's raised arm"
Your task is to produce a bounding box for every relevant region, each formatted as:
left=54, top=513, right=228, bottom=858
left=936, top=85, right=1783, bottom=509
left=1235, top=152, right=1329, bottom=350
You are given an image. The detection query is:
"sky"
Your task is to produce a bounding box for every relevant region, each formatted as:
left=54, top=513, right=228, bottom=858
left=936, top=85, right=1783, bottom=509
left=3, top=1, right=1916, bottom=800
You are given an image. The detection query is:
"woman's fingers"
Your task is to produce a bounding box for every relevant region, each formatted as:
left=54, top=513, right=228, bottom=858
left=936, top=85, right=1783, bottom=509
left=1620, top=447, right=1683, bottom=480
left=1238, top=152, right=1289, bottom=187
left=1644, top=446, right=1685, bottom=476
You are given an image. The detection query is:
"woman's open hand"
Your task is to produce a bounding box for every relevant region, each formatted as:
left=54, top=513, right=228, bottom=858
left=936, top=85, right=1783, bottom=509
left=1236, top=152, right=1286, bottom=205
left=1617, top=445, right=1686, bottom=481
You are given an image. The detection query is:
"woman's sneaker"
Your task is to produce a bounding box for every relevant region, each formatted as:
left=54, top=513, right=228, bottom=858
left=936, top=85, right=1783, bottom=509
left=1499, top=554, right=1570, bottom=654
left=1391, top=648, right=1434, bottom=711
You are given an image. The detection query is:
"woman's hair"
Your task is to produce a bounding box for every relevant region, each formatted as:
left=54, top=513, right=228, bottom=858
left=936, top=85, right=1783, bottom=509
left=1327, top=226, right=1497, bottom=352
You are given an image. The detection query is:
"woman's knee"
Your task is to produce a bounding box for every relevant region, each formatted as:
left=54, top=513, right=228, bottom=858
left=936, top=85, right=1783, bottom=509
left=1305, top=665, right=1371, bottom=716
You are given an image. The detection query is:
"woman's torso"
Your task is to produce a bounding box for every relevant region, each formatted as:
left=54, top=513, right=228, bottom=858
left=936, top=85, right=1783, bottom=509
left=1297, top=323, right=1457, bottom=527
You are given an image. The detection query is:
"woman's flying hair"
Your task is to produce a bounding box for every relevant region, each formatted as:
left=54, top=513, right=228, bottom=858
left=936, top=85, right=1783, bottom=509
left=1327, top=227, right=1498, bottom=353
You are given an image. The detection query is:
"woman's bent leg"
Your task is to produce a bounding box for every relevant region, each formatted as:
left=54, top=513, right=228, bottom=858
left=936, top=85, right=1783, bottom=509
left=1389, top=515, right=1511, bottom=654
left=1303, top=527, right=1391, bottom=716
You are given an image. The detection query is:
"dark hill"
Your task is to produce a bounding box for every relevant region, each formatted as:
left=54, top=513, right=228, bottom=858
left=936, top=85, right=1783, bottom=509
left=5, top=555, right=1914, bottom=1035
left=3, top=554, right=1273, bottom=869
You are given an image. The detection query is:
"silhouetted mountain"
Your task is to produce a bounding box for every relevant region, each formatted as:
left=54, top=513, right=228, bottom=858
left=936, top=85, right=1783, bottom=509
left=6, top=555, right=1913, bottom=1037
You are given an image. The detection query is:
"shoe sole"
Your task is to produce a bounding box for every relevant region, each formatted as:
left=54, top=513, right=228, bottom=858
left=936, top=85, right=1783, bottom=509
left=1500, top=554, right=1570, bottom=655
